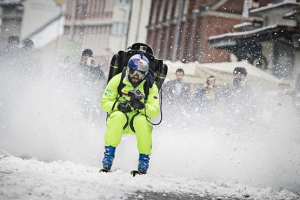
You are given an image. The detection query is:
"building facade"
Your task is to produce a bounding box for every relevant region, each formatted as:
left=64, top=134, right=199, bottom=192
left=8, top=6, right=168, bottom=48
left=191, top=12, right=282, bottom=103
left=147, top=0, right=274, bottom=62
left=63, top=0, right=150, bottom=63
left=208, top=0, right=300, bottom=78
left=147, top=0, right=300, bottom=79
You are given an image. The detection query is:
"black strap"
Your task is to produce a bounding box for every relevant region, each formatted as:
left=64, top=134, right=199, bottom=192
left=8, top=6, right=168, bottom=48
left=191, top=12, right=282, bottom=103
left=123, top=114, right=129, bottom=130
left=129, top=112, right=140, bottom=133
left=117, top=70, right=126, bottom=97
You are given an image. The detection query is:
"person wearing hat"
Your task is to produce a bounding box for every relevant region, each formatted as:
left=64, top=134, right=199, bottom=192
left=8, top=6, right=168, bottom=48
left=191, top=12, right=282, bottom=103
left=100, top=54, right=160, bottom=174
left=0, top=35, right=20, bottom=56
left=79, top=49, right=105, bottom=82
left=232, top=67, right=248, bottom=90
left=193, top=75, right=222, bottom=111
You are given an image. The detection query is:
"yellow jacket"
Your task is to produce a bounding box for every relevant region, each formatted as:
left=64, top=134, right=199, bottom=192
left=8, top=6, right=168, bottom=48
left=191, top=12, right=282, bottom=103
left=101, top=72, right=160, bottom=119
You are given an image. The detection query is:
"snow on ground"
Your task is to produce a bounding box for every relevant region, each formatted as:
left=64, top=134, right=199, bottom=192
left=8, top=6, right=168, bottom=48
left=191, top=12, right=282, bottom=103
left=1, top=57, right=300, bottom=199
left=0, top=150, right=299, bottom=200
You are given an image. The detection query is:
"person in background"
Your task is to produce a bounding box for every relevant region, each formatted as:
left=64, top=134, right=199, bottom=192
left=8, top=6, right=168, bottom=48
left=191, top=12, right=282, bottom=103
left=1, top=36, right=20, bottom=55
left=162, top=68, right=192, bottom=123
left=232, top=67, right=248, bottom=92
left=193, top=75, right=221, bottom=110
left=20, top=38, right=42, bottom=76
left=0, top=36, right=21, bottom=70
left=222, top=67, right=257, bottom=130
left=22, top=38, right=35, bottom=52
left=163, top=68, right=191, bottom=104
left=100, top=54, right=160, bottom=174
left=80, top=49, right=105, bottom=83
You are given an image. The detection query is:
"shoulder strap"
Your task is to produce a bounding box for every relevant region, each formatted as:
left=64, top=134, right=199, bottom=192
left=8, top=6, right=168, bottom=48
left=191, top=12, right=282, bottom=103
left=143, top=81, right=149, bottom=100
left=111, top=71, right=126, bottom=112
left=117, top=70, right=126, bottom=97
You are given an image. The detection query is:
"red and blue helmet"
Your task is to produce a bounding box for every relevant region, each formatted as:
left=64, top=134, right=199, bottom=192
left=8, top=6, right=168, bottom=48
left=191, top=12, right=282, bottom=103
left=127, top=55, right=149, bottom=72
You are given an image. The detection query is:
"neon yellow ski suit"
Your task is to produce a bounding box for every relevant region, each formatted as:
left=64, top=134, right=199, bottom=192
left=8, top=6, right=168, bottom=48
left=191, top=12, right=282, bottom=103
left=101, top=72, right=160, bottom=154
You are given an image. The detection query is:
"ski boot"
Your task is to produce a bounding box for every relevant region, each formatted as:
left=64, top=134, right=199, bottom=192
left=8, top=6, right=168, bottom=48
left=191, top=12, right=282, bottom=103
left=99, top=146, right=115, bottom=173
left=138, top=154, right=150, bottom=174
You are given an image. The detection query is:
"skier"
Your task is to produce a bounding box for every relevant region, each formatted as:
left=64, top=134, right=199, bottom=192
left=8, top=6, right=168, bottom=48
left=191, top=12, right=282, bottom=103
left=100, top=54, right=160, bottom=174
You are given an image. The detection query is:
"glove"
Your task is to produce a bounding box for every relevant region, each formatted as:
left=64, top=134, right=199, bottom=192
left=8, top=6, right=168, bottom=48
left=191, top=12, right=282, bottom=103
left=128, top=89, right=145, bottom=110
left=129, top=98, right=145, bottom=110
left=117, top=102, right=131, bottom=113
left=128, top=89, right=144, bottom=101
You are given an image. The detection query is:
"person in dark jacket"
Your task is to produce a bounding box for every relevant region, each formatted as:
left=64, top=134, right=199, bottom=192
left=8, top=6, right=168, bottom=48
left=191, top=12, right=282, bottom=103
left=163, top=68, right=191, bottom=104
left=80, top=49, right=105, bottom=82
left=193, top=75, right=221, bottom=110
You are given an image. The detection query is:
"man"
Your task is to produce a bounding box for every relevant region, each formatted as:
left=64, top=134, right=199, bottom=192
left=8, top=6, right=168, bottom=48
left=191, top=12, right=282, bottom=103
left=163, top=68, right=191, bottom=103
left=232, top=67, right=248, bottom=91
left=1, top=36, right=20, bottom=54
left=80, top=49, right=105, bottom=82
left=101, top=54, right=160, bottom=174
left=193, top=75, right=221, bottom=109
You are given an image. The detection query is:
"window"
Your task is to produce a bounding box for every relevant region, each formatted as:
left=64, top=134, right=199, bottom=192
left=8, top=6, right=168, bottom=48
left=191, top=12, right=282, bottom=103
left=112, top=22, right=128, bottom=35
left=116, top=0, right=131, bottom=5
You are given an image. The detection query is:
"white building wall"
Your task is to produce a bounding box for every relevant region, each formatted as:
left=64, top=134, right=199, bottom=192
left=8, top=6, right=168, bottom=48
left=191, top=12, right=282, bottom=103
left=21, top=0, right=66, bottom=48
left=127, top=0, right=151, bottom=46
left=109, top=0, right=151, bottom=54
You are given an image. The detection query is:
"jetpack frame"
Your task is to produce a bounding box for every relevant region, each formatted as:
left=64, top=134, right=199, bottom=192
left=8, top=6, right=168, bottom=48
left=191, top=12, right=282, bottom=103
left=107, top=43, right=168, bottom=91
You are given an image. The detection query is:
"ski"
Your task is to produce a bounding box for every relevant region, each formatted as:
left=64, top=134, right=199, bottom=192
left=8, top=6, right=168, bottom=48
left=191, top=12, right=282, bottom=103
left=99, top=168, right=110, bottom=173
left=130, top=170, right=146, bottom=177
left=100, top=169, right=146, bottom=176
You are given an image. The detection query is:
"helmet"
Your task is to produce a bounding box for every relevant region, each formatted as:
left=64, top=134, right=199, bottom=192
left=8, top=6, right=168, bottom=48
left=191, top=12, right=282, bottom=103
left=82, top=49, right=93, bottom=57
left=233, top=67, right=247, bottom=77
left=127, top=55, right=149, bottom=72
left=22, top=38, right=34, bottom=48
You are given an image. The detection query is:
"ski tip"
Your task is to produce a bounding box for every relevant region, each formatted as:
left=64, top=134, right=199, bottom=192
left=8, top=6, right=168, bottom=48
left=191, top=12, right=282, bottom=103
left=130, top=170, right=146, bottom=177
left=99, top=168, right=110, bottom=173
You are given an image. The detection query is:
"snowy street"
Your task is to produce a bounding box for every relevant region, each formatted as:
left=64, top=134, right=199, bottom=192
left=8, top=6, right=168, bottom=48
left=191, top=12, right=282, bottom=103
left=1, top=150, right=299, bottom=200
left=1, top=55, right=300, bottom=200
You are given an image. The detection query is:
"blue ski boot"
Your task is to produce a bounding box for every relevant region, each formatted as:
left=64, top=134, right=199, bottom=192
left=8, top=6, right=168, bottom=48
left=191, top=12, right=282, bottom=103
left=138, top=154, right=150, bottom=174
left=102, top=146, right=115, bottom=171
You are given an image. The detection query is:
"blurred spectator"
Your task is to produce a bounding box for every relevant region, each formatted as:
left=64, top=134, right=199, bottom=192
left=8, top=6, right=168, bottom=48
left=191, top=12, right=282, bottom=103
left=162, top=68, right=192, bottom=124
left=75, top=49, right=106, bottom=122
left=163, top=68, right=191, bottom=104
left=222, top=67, right=257, bottom=130
left=22, top=38, right=34, bottom=52
left=1, top=36, right=20, bottom=55
left=20, top=38, right=42, bottom=76
left=0, top=36, right=22, bottom=70
left=224, top=67, right=252, bottom=98
left=232, top=67, right=248, bottom=91
left=193, top=75, right=221, bottom=110
left=79, top=48, right=105, bottom=83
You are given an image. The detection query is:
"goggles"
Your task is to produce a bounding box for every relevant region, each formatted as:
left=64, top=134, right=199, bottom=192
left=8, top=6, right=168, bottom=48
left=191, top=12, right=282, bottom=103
left=129, top=68, right=146, bottom=79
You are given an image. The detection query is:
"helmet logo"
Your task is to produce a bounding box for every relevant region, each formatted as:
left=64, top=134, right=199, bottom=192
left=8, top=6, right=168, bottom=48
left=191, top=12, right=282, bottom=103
left=137, top=60, right=143, bottom=67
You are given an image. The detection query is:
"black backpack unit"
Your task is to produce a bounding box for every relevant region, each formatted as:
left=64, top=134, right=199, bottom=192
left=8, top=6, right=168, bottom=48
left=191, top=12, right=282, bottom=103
left=107, top=43, right=168, bottom=124
left=107, top=43, right=168, bottom=96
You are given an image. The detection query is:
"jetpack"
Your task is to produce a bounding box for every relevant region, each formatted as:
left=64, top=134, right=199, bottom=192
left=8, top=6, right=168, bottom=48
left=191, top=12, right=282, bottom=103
left=107, top=43, right=168, bottom=91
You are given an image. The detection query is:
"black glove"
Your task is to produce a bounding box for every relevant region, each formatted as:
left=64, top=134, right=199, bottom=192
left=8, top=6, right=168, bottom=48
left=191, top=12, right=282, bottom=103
left=129, top=98, right=145, bottom=109
left=117, top=102, right=131, bottom=113
left=128, top=90, right=145, bottom=110
left=128, top=89, right=144, bottom=100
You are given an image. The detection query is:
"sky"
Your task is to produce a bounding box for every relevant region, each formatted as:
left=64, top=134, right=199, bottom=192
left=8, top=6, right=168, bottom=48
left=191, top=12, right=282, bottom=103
left=0, top=53, right=300, bottom=199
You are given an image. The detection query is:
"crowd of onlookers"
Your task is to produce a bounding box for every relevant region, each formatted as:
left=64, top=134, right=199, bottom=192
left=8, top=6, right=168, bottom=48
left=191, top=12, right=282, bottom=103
left=0, top=35, right=107, bottom=123
left=161, top=66, right=300, bottom=130
left=0, top=36, right=42, bottom=77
